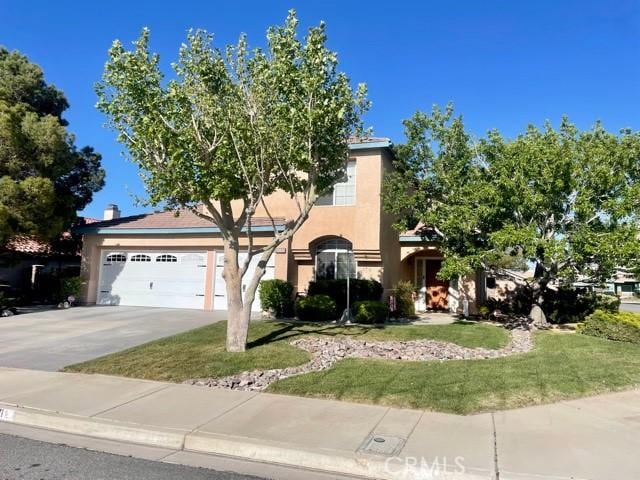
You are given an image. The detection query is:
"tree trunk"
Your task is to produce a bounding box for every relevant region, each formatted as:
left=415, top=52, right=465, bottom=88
left=222, top=242, right=250, bottom=352
left=222, top=239, right=273, bottom=352
left=529, top=263, right=550, bottom=328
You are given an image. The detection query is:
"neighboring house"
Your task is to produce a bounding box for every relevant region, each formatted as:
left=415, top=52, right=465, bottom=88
left=76, top=138, right=482, bottom=314
left=0, top=233, right=85, bottom=294
left=481, top=268, right=535, bottom=303
left=604, top=267, right=640, bottom=298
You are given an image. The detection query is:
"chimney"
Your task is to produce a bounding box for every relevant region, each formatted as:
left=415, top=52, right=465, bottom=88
left=103, top=204, right=121, bottom=221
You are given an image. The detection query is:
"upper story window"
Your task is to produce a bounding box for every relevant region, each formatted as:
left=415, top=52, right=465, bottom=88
left=316, top=160, right=356, bottom=206
left=315, top=238, right=356, bottom=280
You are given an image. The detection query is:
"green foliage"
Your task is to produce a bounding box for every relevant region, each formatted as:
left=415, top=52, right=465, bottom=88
left=593, top=293, right=621, bottom=313
left=96, top=11, right=368, bottom=214
left=259, top=279, right=294, bottom=318
left=478, top=305, right=491, bottom=319
left=352, top=300, right=389, bottom=324
left=307, top=278, right=383, bottom=313
left=295, top=295, right=337, bottom=322
left=484, top=286, right=620, bottom=324
left=383, top=104, right=640, bottom=314
left=60, top=276, right=83, bottom=300
left=0, top=48, right=105, bottom=244
left=391, top=280, right=416, bottom=317
left=578, top=310, right=640, bottom=344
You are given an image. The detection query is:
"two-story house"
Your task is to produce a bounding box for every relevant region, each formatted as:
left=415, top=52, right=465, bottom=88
left=77, top=138, right=481, bottom=314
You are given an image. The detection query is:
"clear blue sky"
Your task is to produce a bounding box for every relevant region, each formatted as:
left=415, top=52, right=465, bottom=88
left=2, top=1, right=639, bottom=220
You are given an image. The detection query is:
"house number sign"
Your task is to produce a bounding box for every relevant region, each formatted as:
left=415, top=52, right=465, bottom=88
left=0, top=407, right=15, bottom=422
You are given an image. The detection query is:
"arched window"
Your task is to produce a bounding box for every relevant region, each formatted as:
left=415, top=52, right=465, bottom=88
left=105, top=253, right=127, bottom=263
left=156, top=254, right=178, bottom=263
left=130, top=254, right=151, bottom=262
left=181, top=253, right=205, bottom=264
left=315, top=238, right=356, bottom=280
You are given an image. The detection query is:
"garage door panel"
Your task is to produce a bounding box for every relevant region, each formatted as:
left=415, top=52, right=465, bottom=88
left=98, top=251, right=207, bottom=309
left=213, top=252, right=275, bottom=311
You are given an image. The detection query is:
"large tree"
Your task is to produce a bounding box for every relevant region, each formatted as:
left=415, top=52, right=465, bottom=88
left=383, top=105, right=640, bottom=323
left=96, top=11, right=369, bottom=351
left=0, top=47, right=105, bottom=244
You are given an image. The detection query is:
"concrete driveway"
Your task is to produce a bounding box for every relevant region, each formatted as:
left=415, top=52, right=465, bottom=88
left=0, top=306, right=225, bottom=371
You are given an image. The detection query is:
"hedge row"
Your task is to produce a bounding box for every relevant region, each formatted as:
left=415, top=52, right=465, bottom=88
left=578, top=310, right=640, bottom=344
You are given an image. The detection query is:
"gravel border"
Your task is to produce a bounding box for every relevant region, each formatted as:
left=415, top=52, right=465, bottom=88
left=186, top=328, right=534, bottom=392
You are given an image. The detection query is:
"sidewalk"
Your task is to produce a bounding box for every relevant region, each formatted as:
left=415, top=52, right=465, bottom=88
left=0, top=367, right=638, bottom=480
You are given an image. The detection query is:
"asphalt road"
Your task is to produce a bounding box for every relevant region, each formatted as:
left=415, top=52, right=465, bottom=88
left=0, top=434, right=262, bottom=480
left=620, top=302, right=640, bottom=313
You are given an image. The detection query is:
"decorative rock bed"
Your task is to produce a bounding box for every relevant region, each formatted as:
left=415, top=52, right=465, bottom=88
left=185, top=328, right=534, bottom=392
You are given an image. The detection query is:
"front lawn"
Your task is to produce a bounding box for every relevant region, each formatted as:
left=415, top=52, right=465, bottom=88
left=63, top=320, right=506, bottom=382
left=268, top=331, right=640, bottom=414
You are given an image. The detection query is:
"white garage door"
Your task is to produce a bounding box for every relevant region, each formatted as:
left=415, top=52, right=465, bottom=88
left=213, top=252, right=275, bottom=311
left=98, top=251, right=207, bottom=309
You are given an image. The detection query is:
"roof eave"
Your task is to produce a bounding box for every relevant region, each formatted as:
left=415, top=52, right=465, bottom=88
left=74, top=225, right=285, bottom=235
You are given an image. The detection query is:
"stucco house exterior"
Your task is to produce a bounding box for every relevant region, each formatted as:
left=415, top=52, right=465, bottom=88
left=76, top=138, right=481, bottom=314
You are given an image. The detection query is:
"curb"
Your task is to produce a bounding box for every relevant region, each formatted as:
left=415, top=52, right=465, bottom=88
left=0, top=403, right=491, bottom=480
left=0, top=404, right=184, bottom=450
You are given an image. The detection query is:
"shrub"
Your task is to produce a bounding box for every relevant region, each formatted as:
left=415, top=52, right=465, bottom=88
left=593, top=293, right=620, bottom=313
left=60, top=276, right=83, bottom=300
left=352, top=300, right=389, bottom=324
left=307, top=279, right=383, bottom=313
left=259, top=279, right=294, bottom=318
left=485, top=285, right=620, bottom=324
left=578, top=310, right=640, bottom=344
left=391, top=280, right=415, bottom=318
left=295, top=294, right=337, bottom=322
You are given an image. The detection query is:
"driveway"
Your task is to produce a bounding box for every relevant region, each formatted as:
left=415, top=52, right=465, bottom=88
left=0, top=306, right=225, bottom=371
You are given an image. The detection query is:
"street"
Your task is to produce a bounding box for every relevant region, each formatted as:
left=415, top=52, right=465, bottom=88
left=0, top=434, right=261, bottom=480
left=620, top=302, right=640, bottom=313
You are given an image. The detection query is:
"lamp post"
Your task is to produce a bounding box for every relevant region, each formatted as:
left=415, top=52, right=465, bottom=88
left=340, top=245, right=353, bottom=324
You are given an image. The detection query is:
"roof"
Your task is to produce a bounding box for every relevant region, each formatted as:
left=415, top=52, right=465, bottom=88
left=347, top=136, right=392, bottom=150
left=4, top=235, right=52, bottom=255
left=399, top=223, right=442, bottom=242
left=75, top=209, right=286, bottom=235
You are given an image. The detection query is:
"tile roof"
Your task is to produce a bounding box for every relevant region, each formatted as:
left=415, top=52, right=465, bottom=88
left=4, top=235, right=52, bottom=255
left=82, top=209, right=286, bottom=232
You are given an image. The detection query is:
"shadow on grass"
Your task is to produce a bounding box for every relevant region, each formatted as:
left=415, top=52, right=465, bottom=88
left=247, top=322, right=386, bottom=349
left=247, top=319, right=483, bottom=350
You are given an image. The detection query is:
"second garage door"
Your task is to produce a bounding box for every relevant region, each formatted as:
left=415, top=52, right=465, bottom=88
left=98, top=251, right=207, bottom=309
left=213, top=252, right=275, bottom=311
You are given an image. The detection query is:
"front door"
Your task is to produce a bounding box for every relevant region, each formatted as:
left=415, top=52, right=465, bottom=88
left=415, top=258, right=449, bottom=311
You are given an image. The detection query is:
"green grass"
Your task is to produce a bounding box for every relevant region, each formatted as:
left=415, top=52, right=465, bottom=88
left=268, top=331, right=640, bottom=414
left=63, top=320, right=507, bottom=382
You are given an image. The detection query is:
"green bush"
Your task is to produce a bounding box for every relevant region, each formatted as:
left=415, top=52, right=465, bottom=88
left=307, top=279, right=383, bottom=313
left=391, top=280, right=415, bottom=318
left=295, top=294, right=337, bottom=322
left=593, top=293, right=620, bottom=313
left=60, top=276, right=83, bottom=300
left=578, top=310, right=640, bottom=344
left=485, top=286, right=620, bottom=324
left=259, top=279, right=294, bottom=318
left=352, top=300, right=389, bottom=324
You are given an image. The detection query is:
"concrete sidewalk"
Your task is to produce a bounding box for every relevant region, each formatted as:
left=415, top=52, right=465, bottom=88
left=0, top=367, right=638, bottom=480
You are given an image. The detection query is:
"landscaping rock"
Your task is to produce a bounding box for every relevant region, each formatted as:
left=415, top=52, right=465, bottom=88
left=187, top=328, right=534, bottom=392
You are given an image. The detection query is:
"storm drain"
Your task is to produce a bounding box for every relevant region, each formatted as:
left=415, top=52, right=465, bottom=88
left=359, top=434, right=405, bottom=456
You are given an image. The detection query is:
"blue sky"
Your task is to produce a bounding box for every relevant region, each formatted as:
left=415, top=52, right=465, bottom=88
left=2, top=1, right=639, bottom=220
